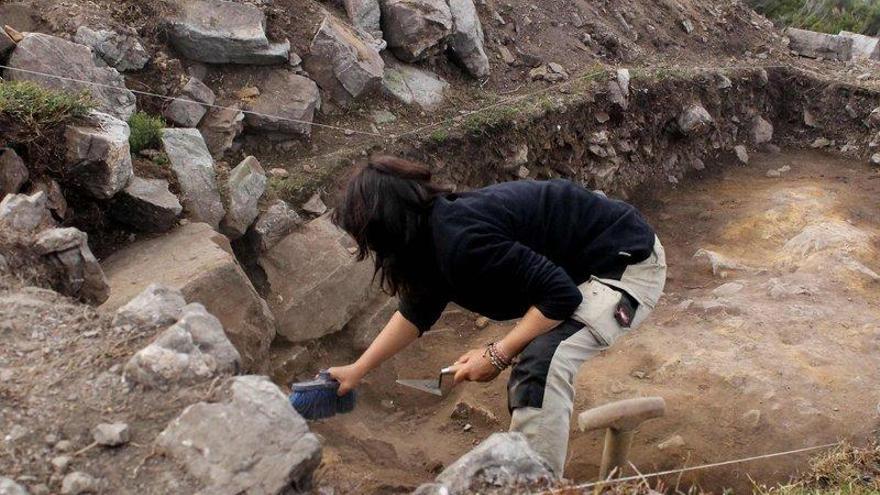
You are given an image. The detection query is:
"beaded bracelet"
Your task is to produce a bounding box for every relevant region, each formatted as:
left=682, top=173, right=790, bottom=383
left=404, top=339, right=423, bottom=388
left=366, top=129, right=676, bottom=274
left=484, top=342, right=512, bottom=371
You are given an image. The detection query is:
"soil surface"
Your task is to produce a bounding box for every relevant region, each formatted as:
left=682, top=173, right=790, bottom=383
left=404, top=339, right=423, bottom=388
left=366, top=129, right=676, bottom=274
left=302, top=150, right=880, bottom=494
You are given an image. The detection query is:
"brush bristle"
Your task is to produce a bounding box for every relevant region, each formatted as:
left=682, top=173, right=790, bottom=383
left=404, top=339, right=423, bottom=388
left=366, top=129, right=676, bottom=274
left=337, top=391, right=357, bottom=414
left=291, top=388, right=339, bottom=420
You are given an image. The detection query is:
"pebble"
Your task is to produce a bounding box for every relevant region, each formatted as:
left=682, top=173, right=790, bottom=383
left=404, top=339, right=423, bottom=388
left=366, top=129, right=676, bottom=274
left=92, top=422, right=130, bottom=447
left=657, top=434, right=686, bottom=451
left=463, top=424, right=473, bottom=432
left=61, top=472, right=98, bottom=495
left=55, top=440, right=74, bottom=452
left=474, top=316, right=490, bottom=329
left=44, top=433, right=59, bottom=446
left=302, top=193, right=327, bottom=216
left=268, top=168, right=289, bottom=179
left=741, top=409, right=762, bottom=429
left=51, top=455, right=72, bottom=472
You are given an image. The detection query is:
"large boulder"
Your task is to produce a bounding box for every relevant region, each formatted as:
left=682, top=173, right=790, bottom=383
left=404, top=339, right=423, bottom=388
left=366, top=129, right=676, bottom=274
left=345, top=0, right=382, bottom=39
left=164, top=77, right=216, bottom=128
left=0, top=191, right=53, bottom=233
left=220, top=156, right=266, bottom=240
left=155, top=375, right=322, bottom=493
left=786, top=28, right=853, bottom=61
left=0, top=148, right=28, bottom=198
left=74, top=26, right=150, bottom=71
left=64, top=111, right=133, bottom=200
left=839, top=31, right=880, bottom=61
left=258, top=215, right=374, bottom=343
left=198, top=105, right=244, bottom=158
left=124, top=303, right=241, bottom=389
left=244, top=71, right=320, bottom=138
left=101, top=222, right=276, bottom=370
left=446, top=0, right=489, bottom=78
left=246, top=199, right=302, bottom=254
left=5, top=33, right=136, bottom=120
left=303, top=17, right=384, bottom=107
left=34, top=227, right=110, bottom=305
left=380, top=0, right=453, bottom=62
left=382, top=54, right=448, bottom=110
left=430, top=433, right=555, bottom=494
left=165, top=0, right=290, bottom=65
left=160, top=128, right=225, bottom=229
left=110, top=176, right=182, bottom=233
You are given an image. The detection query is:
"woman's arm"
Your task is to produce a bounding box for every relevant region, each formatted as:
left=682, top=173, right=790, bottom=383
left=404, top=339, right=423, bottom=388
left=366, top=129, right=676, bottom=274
left=452, top=306, right=560, bottom=384
left=328, top=311, right=420, bottom=394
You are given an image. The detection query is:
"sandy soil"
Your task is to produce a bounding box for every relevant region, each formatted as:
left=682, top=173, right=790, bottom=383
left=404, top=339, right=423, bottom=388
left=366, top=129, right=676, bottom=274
left=305, top=149, right=880, bottom=494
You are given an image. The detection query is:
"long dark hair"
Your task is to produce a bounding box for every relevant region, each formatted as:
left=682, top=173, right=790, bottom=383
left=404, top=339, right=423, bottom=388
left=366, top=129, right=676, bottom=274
left=332, top=155, right=450, bottom=296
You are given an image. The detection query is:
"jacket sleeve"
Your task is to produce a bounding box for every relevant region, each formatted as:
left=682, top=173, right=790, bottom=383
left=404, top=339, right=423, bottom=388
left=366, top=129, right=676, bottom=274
left=452, top=231, right=583, bottom=321
left=399, top=290, right=449, bottom=336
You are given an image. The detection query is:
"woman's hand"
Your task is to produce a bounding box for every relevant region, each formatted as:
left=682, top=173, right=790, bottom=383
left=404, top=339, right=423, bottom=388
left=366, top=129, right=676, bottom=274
left=328, top=363, right=366, bottom=396
left=451, top=348, right=501, bottom=384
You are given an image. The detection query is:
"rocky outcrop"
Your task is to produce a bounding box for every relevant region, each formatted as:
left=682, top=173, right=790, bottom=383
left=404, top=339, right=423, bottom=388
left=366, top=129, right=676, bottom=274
left=0, top=191, right=54, bottom=233
left=112, top=283, right=186, bottom=332
left=246, top=199, right=302, bottom=253
left=198, top=105, right=244, bottom=158
left=155, top=375, right=322, bottom=493
left=124, top=303, right=241, bottom=389
left=380, top=0, right=453, bottom=62
left=101, top=223, right=276, bottom=370
left=34, top=227, right=110, bottom=305
left=0, top=148, right=28, bottom=198
left=382, top=54, right=448, bottom=109
left=786, top=28, right=853, bottom=61
left=345, top=0, right=383, bottom=39
left=221, top=156, right=266, bottom=239
left=259, top=215, right=374, bottom=343
left=164, top=77, right=216, bottom=128
left=165, top=0, right=290, bottom=65
left=64, top=111, right=133, bottom=200
left=161, top=128, right=225, bottom=229
left=446, top=0, right=489, bottom=78
left=245, top=71, right=320, bottom=138
left=110, top=176, right=182, bottom=233
left=303, top=17, right=384, bottom=107
left=74, top=26, right=150, bottom=71
left=5, top=33, right=136, bottom=120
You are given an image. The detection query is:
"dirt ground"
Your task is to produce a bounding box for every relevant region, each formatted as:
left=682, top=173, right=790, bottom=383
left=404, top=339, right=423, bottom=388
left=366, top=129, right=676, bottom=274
left=304, top=149, right=880, bottom=494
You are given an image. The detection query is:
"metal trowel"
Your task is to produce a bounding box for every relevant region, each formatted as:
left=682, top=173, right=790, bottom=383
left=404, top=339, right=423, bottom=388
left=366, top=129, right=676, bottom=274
left=396, top=366, right=456, bottom=397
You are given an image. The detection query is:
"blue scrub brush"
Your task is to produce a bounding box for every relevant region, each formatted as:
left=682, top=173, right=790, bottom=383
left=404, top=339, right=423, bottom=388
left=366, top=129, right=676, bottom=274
left=289, top=370, right=357, bottom=420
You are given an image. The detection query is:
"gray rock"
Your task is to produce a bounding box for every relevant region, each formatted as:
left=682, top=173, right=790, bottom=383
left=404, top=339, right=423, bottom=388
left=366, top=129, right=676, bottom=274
left=64, top=111, right=133, bottom=200
left=112, top=283, right=187, bottom=332
left=161, top=128, right=225, bottom=229
left=372, top=109, right=397, bottom=125
left=412, top=484, right=448, bottom=495
left=92, top=423, right=130, bottom=447
left=382, top=53, right=449, bottom=109
left=447, top=0, right=489, bottom=78
left=245, top=71, right=320, bottom=138
left=839, top=31, right=880, bottom=61
left=51, top=455, right=72, bottom=472
left=0, top=477, right=28, bottom=495
left=0, top=191, right=53, bottom=233
left=435, top=433, right=554, bottom=494
left=657, top=434, right=686, bottom=451
left=60, top=472, right=97, bottom=495
left=301, top=193, right=327, bottom=216
left=380, top=0, right=453, bottom=62
left=155, top=375, right=322, bottom=493
left=164, top=78, right=216, bottom=128
left=198, top=105, right=244, bottom=158
left=786, top=28, right=853, bottom=61
left=811, top=137, right=832, bottom=148
left=677, top=103, right=713, bottom=135
left=751, top=116, right=773, bottom=144
left=29, top=177, right=67, bottom=220
left=734, top=145, right=749, bottom=164
left=165, top=0, right=290, bottom=65
left=74, top=26, right=150, bottom=71
left=608, top=68, right=630, bottom=110
left=0, top=148, right=28, bottom=197
left=693, top=248, right=755, bottom=276
left=345, top=0, right=383, bottom=38
left=111, top=176, right=183, bottom=233
left=871, top=153, right=880, bottom=166
left=259, top=215, right=374, bottom=342
left=247, top=199, right=302, bottom=253
left=35, top=227, right=110, bottom=305
left=221, top=156, right=266, bottom=239
left=125, top=303, right=241, bottom=389
left=5, top=33, right=136, bottom=120
left=304, top=17, right=384, bottom=107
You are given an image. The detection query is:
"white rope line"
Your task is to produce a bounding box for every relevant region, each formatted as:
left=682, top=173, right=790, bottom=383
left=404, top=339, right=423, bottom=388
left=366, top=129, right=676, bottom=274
left=0, top=64, right=384, bottom=137
left=540, top=441, right=841, bottom=494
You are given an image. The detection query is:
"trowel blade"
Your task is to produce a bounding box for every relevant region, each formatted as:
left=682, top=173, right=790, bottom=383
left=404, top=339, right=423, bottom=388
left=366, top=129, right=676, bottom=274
left=395, top=379, right=443, bottom=396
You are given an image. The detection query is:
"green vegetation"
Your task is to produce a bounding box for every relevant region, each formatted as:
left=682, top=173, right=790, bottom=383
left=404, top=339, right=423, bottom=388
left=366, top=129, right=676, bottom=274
left=430, top=128, right=449, bottom=143
left=128, top=111, right=166, bottom=154
left=748, top=0, right=880, bottom=36
left=756, top=443, right=880, bottom=495
left=0, top=80, right=92, bottom=142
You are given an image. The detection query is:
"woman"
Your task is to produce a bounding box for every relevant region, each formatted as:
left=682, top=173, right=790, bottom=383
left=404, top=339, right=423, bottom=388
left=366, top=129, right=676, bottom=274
left=328, top=155, right=666, bottom=475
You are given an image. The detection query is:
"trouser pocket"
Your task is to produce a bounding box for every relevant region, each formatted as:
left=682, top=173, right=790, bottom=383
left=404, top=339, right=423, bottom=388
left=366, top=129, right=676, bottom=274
left=571, top=279, right=627, bottom=346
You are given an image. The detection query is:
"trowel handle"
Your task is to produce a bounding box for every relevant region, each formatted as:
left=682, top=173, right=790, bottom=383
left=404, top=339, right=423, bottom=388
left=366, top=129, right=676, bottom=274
left=440, top=366, right=456, bottom=375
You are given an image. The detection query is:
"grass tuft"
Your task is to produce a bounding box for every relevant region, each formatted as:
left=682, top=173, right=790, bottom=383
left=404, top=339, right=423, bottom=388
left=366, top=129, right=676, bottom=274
left=128, top=112, right=166, bottom=154
left=749, top=0, right=880, bottom=36
left=0, top=80, right=92, bottom=143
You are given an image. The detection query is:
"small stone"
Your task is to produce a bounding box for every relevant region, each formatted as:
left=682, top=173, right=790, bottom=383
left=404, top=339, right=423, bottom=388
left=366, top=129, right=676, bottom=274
left=681, top=19, right=694, bottom=34
left=247, top=199, right=303, bottom=253
left=44, top=433, right=59, bottom=446
left=631, top=370, right=647, bottom=379
left=517, top=166, right=530, bottom=179
left=657, top=434, right=686, bottom=451
left=61, top=472, right=98, bottom=495
left=751, top=116, right=773, bottom=144
left=52, top=455, right=72, bottom=472
left=92, top=422, right=130, bottom=447
left=870, top=153, right=880, bottom=166
left=766, top=169, right=781, bottom=178
left=268, top=168, right=289, bottom=179
left=713, top=282, right=744, bottom=297
left=742, top=409, right=762, bottom=429
left=5, top=425, right=27, bottom=442
left=236, top=87, right=261, bottom=100
left=302, top=193, right=327, bottom=216
left=371, top=109, right=397, bottom=125
left=164, top=77, right=216, bottom=128
left=55, top=440, right=74, bottom=452
left=474, top=316, right=489, bottom=329
left=734, top=145, right=749, bottom=164
left=463, top=423, right=473, bottom=432
left=497, top=45, right=515, bottom=65
left=74, top=26, right=150, bottom=72
left=221, top=156, right=267, bottom=240
left=811, top=137, right=832, bottom=148
left=0, top=478, right=28, bottom=495
left=677, top=103, right=714, bottom=135
left=594, top=112, right=610, bottom=124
